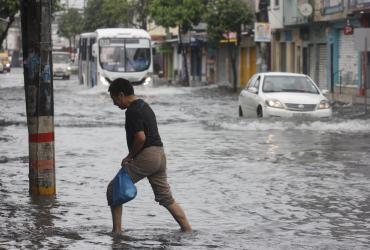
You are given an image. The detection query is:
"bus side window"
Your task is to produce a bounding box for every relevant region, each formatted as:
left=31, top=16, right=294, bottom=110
left=81, top=38, right=87, bottom=61
left=89, top=38, right=96, bottom=62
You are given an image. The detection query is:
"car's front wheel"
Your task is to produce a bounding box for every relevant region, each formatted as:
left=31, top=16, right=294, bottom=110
left=238, top=106, right=243, bottom=117
left=257, top=106, right=263, bottom=118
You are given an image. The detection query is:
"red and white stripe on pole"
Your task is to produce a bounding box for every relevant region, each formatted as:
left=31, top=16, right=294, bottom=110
left=28, top=116, right=55, bottom=195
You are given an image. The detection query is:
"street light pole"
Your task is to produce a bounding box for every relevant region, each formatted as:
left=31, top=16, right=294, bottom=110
left=20, top=0, right=56, bottom=196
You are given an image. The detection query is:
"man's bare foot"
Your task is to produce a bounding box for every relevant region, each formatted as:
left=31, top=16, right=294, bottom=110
left=165, top=202, right=192, bottom=233
left=180, top=226, right=192, bottom=233
left=110, top=230, right=123, bottom=237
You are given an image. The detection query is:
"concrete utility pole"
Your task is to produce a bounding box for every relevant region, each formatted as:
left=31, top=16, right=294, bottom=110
left=256, top=1, right=270, bottom=73
left=21, top=0, right=56, bottom=196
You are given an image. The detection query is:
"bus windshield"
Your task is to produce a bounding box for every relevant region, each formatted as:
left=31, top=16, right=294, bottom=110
left=99, top=38, right=150, bottom=72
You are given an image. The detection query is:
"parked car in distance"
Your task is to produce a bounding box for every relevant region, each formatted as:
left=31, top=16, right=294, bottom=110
left=52, top=51, right=71, bottom=79
left=0, top=51, right=11, bottom=72
left=0, top=62, right=4, bottom=73
left=238, top=72, right=332, bottom=119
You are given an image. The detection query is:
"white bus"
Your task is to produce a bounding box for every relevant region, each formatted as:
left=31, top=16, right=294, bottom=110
left=78, top=28, right=153, bottom=87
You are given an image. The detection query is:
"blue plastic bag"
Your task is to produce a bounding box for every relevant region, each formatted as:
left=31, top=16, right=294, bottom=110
left=111, top=168, right=137, bottom=206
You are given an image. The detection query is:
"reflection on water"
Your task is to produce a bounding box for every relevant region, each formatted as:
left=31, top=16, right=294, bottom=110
left=1, top=69, right=370, bottom=249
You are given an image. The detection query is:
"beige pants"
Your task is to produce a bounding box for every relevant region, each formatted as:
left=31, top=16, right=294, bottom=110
left=107, top=146, right=174, bottom=207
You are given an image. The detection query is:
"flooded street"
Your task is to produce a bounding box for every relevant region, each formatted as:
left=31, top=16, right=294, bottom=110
left=1, top=68, right=370, bottom=249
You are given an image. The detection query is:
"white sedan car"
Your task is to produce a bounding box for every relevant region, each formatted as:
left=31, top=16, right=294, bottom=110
left=52, top=51, right=71, bottom=80
left=238, top=72, right=332, bottom=118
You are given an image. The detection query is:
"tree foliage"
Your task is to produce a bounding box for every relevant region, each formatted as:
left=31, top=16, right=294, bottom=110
left=83, top=0, right=153, bottom=31
left=83, top=0, right=139, bottom=32
left=0, top=0, right=18, bottom=19
left=0, top=0, right=20, bottom=49
left=150, top=0, right=206, bottom=85
left=206, top=0, right=254, bottom=91
left=0, top=0, right=62, bottom=49
left=57, top=8, right=84, bottom=48
left=149, top=0, right=206, bottom=33
left=130, top=0, right=151, bottom=30
left=206, top=0, right=254, bottom=45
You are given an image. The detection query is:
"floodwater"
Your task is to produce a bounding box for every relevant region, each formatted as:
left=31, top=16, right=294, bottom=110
left=1, top=68, right=370, bottom=249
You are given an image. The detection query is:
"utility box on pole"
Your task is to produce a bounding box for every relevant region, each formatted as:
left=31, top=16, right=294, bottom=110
left=20, top=0, right=55, bottom=196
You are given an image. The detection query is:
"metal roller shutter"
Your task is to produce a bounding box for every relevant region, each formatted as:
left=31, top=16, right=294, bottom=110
left=339, top=32, right=358, bottom=86
left=280, top=43, right=287, bottom=72
left=308, top=44, right=315, bottom=81
left=217, top=46, right=229, bottom=85
left=318, top=44, right=328, bottom=89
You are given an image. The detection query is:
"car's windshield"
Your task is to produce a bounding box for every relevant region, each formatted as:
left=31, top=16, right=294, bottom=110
left=262, top=75, right=319, bottom=94
left=99, top=38, right=150, bottom=72
left=53, top=54, right=70, bottom=64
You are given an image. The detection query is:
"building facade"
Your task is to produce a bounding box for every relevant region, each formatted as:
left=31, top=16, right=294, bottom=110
left=269, top=0, right=370, bottom=103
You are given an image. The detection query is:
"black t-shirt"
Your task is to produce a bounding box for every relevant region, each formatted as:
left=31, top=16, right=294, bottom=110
left=125, top=99, right=163, bottom=152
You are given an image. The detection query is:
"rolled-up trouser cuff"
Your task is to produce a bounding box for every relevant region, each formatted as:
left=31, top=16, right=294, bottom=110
left=157, top=197, right=175, bottom=207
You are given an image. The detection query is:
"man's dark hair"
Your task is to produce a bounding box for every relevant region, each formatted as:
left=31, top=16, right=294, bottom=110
left=108, top=78, right=134, bottom=96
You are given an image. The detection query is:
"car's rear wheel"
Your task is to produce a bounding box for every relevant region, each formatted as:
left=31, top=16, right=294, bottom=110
left=238, top=106, right=243, bottom=117
left=257, top=106, right=263, bottom=118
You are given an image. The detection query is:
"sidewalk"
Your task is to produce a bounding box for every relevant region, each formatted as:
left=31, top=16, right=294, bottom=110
left=152, top=75, right=209, bottom=87
left=332, top=102, right=370, bottom=118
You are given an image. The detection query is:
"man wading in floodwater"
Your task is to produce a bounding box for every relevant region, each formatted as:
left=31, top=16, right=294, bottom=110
left=106, top=78, right=192, bottom=233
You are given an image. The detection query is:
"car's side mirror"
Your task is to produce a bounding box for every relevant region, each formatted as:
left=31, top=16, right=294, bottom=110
left=321, top=89, right=329, bottom=95
left=248, top=87, right=258, bottom=94
left=92, top=43, right=98, bottom=57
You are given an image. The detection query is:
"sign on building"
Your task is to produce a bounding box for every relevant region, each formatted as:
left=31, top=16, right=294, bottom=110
left=254, top=22, right=271, bottom=42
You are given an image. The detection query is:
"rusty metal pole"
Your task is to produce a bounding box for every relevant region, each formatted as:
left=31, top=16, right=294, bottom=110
left=21, top=0, right=55, bottom=196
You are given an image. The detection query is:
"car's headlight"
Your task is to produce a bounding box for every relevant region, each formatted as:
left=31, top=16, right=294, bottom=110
left=67, top=66, right=71, bottom=71
left=5, top=63, right=10, bottom=67
left=265, top=99, right=284, bottom=109
left=100, top=75, right=110, bottom=86
left=319, top=100, right=331, bottom=109
left=143, top=76, right=152, bottom=86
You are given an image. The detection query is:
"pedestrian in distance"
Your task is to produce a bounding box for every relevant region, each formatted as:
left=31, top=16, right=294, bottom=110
left=106, top=78, right=192, bottom=234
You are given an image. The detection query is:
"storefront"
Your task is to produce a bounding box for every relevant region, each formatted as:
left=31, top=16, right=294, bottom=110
left=239, top=35, right=256, bottom=87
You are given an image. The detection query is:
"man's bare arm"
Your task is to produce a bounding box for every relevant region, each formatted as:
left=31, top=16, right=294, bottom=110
left=122, top=131, right=146, bottom=165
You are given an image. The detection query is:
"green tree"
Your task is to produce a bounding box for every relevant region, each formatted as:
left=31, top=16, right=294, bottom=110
left=83, top=0, right=133, bottom=31
left=130, top=0, right=152, bottom=30
left=57, top=8, right=84, bottom=51
left=0, top=0, right=62, bottom=50
left=150, top=0, right=206, bottom=86
left=206, top=0, right=254, bottom=92
left=0, top=0, right=19, bottom=49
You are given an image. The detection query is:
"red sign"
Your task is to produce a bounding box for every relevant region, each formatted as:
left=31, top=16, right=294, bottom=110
left=344, top=24, right=354, bottom=35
